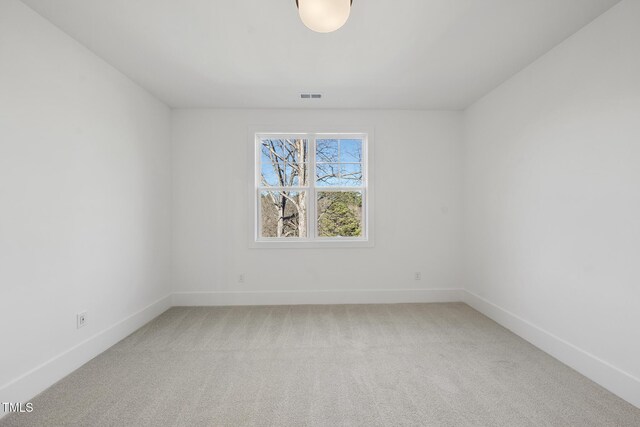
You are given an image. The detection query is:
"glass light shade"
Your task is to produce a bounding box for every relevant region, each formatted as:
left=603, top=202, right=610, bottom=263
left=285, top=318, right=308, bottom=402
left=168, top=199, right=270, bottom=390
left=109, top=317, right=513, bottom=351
left=298, top=0, right=351, bottom=33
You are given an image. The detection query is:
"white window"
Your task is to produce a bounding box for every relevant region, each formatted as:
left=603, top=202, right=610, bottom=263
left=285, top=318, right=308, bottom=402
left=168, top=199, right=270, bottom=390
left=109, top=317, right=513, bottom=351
left=252, top=132, right=372, bottom=248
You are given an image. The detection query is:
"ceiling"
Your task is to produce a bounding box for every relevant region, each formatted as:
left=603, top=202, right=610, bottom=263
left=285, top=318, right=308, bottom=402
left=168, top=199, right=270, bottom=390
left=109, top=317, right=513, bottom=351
left=20, top=0, right=620, bottom=109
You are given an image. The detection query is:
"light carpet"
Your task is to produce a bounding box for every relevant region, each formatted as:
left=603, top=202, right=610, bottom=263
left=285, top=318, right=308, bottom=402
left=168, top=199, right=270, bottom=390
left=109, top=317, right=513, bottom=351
left=2, top=303, right=639, bottom=426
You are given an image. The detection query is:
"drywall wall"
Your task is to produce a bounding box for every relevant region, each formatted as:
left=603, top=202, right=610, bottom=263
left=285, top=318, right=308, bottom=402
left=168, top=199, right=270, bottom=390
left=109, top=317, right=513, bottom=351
left=463, top=0, right=640, bottom=407
left=172, top=109, right=463, bottom=304
left=0, top=0, right=172, bottom=405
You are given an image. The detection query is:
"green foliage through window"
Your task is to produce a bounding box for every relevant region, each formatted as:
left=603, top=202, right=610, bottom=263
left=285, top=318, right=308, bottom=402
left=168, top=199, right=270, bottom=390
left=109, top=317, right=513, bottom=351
left=318, top=192, right=362, bottom=237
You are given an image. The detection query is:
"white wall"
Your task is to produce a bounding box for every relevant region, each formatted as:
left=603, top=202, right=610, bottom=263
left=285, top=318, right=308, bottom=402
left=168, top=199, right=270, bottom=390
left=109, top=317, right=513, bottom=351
left=0, top=0, right=172, bottom=404
left=172, top=109, right=463, bottom=304
left=463, top=0, right=640, bottom=406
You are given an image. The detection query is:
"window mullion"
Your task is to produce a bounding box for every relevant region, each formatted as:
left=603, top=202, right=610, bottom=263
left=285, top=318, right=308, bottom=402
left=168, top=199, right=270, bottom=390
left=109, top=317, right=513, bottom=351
left=309, top=135, right=317, bottom=239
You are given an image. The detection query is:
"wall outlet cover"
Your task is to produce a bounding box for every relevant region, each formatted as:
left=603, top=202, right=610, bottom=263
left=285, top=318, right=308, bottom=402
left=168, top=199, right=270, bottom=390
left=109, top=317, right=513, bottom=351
left=77, top=312, right=87, bottom=329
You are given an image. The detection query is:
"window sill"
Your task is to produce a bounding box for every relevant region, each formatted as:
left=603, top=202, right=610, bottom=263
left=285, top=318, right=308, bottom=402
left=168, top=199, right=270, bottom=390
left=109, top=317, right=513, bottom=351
left=250, top=239, right=374, bottom=249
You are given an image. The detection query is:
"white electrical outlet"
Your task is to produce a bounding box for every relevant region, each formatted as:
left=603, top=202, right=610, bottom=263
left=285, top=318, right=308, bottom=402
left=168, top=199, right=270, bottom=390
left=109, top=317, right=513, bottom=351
left=77, top=312, right=87, bottom=329
left=238, top=273, right=245, bottom=283
left=414, top=272, right=422, bottom=281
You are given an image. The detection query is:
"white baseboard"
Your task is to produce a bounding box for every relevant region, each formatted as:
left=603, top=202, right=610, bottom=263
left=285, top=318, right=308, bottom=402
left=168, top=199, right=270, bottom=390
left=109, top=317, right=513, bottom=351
left=172, top=288, right=465, bottom=306
left=463, top=290, right=640, bottom=409
left=0, top=295, right=171, bottom=415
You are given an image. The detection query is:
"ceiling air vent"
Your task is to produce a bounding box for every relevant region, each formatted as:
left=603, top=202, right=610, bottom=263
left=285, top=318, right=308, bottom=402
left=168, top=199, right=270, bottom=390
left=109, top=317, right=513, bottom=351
left=300, top=93, right=322, bottom=99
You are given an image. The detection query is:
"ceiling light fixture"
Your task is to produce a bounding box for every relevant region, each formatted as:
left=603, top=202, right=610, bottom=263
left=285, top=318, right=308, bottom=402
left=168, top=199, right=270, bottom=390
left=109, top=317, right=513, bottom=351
left=296, top=0, right=353, bottom=33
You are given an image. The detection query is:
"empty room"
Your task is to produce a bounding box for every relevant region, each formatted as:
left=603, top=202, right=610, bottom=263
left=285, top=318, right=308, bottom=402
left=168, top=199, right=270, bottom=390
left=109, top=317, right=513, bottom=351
left=1, top=0, right=639, bottom=425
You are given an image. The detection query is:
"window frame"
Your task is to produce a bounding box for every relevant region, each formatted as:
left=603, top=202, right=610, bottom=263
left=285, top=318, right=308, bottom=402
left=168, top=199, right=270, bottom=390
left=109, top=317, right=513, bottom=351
left=249, top=130, right=374, bottom=249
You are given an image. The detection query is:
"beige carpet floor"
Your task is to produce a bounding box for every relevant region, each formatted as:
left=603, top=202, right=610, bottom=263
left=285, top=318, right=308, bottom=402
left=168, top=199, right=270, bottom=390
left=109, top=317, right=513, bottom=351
left=2, top=303, right=639, bottom=426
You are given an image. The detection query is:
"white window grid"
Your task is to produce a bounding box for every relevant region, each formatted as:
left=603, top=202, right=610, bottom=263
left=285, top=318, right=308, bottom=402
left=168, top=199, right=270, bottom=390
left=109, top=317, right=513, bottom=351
left=254, top=132, right=369, bottom=243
